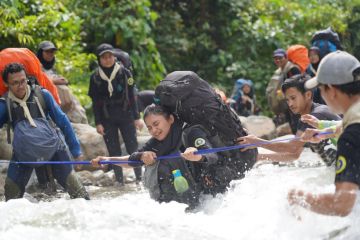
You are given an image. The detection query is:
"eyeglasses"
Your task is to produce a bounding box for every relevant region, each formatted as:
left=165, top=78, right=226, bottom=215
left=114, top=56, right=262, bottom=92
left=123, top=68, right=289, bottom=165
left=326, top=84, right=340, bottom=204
left=9, top=79, right=28, bottom=87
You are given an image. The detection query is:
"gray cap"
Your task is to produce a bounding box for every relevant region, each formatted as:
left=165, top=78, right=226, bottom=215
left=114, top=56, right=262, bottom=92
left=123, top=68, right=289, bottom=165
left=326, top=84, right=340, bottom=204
left=305, top=51, right=360, bottom=89
left=38, top=41, right=57, bottom=51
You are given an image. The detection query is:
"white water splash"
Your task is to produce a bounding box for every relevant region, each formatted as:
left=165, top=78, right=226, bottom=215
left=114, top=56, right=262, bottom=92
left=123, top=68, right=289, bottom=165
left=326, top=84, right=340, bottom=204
left=0, top=148, right=359, bottom=240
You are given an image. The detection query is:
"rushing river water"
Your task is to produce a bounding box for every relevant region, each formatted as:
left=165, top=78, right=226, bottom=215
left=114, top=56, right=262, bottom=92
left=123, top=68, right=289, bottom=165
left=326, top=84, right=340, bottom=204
left=0, top=148, right=359, bottom=240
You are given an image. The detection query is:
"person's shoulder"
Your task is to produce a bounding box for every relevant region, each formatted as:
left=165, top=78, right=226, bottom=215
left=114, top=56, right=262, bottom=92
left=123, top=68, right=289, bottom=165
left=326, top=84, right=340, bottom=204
left=39, top=88, right=52, bottom=97
left=311, top=103, right=341, bottom=121
left=339, top=124, right=360, bottom=147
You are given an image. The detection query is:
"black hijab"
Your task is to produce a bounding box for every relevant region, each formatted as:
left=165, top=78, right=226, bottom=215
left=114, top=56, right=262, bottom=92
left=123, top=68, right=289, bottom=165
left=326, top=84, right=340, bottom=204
left=36, top=49, right=55, bottom=70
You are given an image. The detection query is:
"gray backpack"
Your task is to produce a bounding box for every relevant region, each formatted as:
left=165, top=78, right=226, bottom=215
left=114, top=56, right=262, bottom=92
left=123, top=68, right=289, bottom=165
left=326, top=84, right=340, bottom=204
left=5, top=85, right=62, bottom=166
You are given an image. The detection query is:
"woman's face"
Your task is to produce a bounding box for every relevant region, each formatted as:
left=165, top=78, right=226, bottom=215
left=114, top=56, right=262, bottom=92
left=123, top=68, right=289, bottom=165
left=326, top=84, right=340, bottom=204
left=99, top=52, right=116, bottom=68
left=145, top=113, right=174, bottom=141
left=309, top=51, right=320, bottom=64
left=242, top=84, right=251, bottom=94
left=42, top=49, right=56, bottom=62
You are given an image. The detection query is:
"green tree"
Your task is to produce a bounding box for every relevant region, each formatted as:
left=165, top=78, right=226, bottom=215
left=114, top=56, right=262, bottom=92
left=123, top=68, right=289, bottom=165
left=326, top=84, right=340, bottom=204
left=151, top=0, right=354, bottom=114
left=0, top=0, right=95, bottom=107
left=67, top=0, right=166, bottom=90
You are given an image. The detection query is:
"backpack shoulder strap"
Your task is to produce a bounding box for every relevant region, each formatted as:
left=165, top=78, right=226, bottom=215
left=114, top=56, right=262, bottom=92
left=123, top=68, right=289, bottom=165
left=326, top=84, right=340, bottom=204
left=32, top=85, right=47, bottom=114
left=3, top=92, right=13, bottom=144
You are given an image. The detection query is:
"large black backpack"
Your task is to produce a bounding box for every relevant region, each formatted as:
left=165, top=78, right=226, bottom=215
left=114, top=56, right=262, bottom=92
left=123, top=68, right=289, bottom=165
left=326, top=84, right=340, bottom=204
left=113, top=48, right=133, bottom=74
left=154, top=71, right=247, bottom=142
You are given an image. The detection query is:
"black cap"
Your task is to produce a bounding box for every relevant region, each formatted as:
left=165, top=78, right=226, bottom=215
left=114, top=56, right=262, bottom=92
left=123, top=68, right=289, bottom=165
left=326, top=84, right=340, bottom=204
left=96, top=43, right=115, bottom=56
left=38, top=41, right=57, bottom=51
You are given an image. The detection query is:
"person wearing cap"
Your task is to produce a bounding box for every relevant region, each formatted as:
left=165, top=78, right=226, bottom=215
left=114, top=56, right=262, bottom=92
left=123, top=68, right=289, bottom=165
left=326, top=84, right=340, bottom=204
left=37, top=41, right=88, bottom=121
left=288, top=51, right=360, bottom=216
left=37, top=41, right=68, bottom=86
left=239, top=74, right=340, bottom=165
left=268, top=48, right=302, bottom=133
left=273, top=48, right=302, bottom=78
left=88, top=43, right=143, bottom=186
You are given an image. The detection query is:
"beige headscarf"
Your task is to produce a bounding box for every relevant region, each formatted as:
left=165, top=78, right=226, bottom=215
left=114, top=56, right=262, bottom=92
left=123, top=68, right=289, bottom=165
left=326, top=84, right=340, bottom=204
left=98, top=62, right=121, bottom=97
left=8, top=85, right=37, bottom=127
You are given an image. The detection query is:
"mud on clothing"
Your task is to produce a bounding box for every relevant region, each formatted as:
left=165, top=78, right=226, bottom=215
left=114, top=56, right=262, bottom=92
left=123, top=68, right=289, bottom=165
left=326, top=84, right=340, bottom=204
left=88, top=63, right=141, bottom=182
left=297, top=103, right=341, bottom=166
left=182, top=124, right=257, bottom=195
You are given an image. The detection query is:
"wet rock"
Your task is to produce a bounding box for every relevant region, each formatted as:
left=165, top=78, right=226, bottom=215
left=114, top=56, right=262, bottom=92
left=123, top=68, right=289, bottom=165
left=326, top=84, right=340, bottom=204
left=60, top=85, right=88, bottom=124
left=0, top=128, right=12, bottom=160
left=240, top=115, right=276, bottom=138
left=76, top=170, right=114, bottom=187
left=71, top=123, right=108, bottom=171
left=275, top=122, right=292, bottom=137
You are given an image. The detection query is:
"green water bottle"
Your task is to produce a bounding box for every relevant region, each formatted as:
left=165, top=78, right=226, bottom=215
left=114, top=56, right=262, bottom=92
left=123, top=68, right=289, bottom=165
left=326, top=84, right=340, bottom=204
left=172, top=169, right=189, bottom=194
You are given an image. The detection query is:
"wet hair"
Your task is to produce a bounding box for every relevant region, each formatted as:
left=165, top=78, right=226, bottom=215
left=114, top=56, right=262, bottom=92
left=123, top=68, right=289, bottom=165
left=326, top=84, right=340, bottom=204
left=323, top=68, right=360, bottom=96
left=143, top=104, right=171, bottom=120
left=2, top=63, right=26, bottom=83
left=281, top=74, right=311, bottom=95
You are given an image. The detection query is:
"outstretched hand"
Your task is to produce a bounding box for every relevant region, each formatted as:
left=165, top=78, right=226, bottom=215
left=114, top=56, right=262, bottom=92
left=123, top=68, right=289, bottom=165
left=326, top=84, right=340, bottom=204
left=135, top=119, right=145, bottom=131
left=237, top=135, right=262, bottom=151
left=91, top=156, right=108, bottom=168
left=181, top=147, right=202, bottom=161
left=300, top=128, right=336, bottom=143
left=301, top=114, right=320, bottom=128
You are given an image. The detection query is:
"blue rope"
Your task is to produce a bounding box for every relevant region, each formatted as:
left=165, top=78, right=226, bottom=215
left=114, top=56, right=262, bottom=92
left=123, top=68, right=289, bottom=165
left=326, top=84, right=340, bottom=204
left=0, top=131, right=333, bottom=165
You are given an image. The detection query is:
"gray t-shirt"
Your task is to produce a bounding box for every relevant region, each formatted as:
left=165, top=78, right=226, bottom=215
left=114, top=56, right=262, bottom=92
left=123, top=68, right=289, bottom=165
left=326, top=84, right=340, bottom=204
left=297, top=103, right=341, bottom=132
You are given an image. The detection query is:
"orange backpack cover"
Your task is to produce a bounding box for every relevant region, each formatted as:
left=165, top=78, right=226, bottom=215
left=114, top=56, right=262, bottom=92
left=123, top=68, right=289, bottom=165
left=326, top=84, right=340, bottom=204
left=287, top=45, right=310, bottom=73
left=0, top=48, right=60, bottom=104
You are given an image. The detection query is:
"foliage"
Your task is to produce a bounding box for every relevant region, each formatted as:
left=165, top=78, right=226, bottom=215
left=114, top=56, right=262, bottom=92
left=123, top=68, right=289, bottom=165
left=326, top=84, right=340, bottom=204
left=0, top=0, right=94, bottom=108
left=66, top=0, right=166, bottom=90
left=151, top=0, right=354, bottom=114
left=1, top=0, right=360, bottom=117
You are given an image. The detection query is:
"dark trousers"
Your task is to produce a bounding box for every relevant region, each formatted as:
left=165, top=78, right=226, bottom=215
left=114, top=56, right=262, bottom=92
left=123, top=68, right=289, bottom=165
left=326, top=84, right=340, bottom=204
left=5, top=148, right=87, bottom=200
left=103, top=117, right=142, bottom=183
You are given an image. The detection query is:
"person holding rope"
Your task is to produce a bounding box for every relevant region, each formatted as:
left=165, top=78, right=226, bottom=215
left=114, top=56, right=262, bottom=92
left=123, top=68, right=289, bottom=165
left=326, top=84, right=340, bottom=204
left=289, top=51, right=360, bottom=216
left=92, top=104, right=199, bottom=210
left=239, top=74, right=341, bottom=166
left=0, top=63, right=89, bottom=201
left=91, top=104, right=248, bottom=209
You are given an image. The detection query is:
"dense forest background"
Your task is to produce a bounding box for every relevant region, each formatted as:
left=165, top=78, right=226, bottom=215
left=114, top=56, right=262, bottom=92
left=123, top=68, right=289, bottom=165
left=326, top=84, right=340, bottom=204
left=1, top=0, right=360, bottom=118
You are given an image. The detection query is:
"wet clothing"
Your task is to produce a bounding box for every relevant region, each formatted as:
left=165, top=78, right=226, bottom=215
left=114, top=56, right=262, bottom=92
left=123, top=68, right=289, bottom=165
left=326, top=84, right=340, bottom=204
left=128, top=120, right=199, bottom=208
left=5, top=147, right=88, bottom=200
left=0, top=88, right=88, bottom=200
left=88, top=63, right=141, bottom=183
left=297, top=103, right=341, bottom=166
left=182, top=124, right=257, bottom=195
left=335, top=101, right=360, bottom=185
